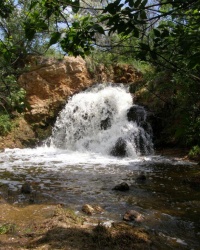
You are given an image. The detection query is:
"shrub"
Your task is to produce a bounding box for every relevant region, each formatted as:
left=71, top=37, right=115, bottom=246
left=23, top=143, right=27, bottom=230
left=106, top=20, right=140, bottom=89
left=0, top=114, right=12, bottom=136
left=188, top=145, right=200, bottom=160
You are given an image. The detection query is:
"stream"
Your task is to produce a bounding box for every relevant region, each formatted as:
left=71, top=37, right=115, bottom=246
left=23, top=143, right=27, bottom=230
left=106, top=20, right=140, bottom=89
left=0, top=85, right=200, bottom=249
left=0, top=148, right=200, bottom=249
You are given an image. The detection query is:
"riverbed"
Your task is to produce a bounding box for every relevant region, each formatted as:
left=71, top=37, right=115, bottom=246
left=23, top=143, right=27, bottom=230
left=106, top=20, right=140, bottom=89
left=0, top=147, right=200, bottom=249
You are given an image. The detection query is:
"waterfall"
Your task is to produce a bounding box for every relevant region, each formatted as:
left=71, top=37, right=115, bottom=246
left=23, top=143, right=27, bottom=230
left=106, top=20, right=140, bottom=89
left=49, top=84, right=154, bottom=157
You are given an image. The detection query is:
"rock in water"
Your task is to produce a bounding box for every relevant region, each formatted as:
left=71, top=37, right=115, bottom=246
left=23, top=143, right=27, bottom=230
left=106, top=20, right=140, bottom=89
left=82, top=204, right=104, bottom=215
left=136, top=173, right=147, bottom=182
left=123, top=210, right=144, bottom=222
left=127, top=105, right=146, bottom=124
left=21, top=182, right=31, bottom=194
left=110, top=138, right=127, bottom=157
left=113, top=182, right=130, bottom=191
left=82, top=204, right=95, bottom=215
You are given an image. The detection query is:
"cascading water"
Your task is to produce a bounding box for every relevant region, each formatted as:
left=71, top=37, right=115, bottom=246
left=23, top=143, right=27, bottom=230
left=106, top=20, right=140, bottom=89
left=49, top=84, right=154, bottom=157
left=0, top=86, right=199, bottom=250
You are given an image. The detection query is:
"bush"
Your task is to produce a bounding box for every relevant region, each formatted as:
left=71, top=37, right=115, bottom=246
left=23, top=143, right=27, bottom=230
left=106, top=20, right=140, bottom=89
left=188, top=145, right=200, bottom=160
left=0, top=114, right=12, bottom=136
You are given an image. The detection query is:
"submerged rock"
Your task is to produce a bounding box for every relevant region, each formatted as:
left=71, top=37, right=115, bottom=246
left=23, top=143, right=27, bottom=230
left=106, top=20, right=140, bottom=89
left=113, top=182, right=130, bottom=191
left=136, top=173, right=147, bottom=182
left=21, top=182, right=32, bottom=194
left=123, top=210, right=144, bottom=222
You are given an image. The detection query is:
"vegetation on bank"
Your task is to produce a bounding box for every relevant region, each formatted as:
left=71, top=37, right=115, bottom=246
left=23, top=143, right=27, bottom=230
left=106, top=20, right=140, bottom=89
left=0, top=0, right=199, bottom=159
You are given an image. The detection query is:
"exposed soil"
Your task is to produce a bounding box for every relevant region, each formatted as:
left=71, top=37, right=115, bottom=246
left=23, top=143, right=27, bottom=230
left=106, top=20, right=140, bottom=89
left=0, top=117, right=36, bottom=150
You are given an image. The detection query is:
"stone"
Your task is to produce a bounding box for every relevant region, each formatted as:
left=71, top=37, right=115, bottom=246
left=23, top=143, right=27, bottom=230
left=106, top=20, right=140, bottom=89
left=136, top=173, right=147, bottom=182
left=110, top=138, right=127, bottom=157
left=113, top=182, right=130, bottom=191
left=123, top=210, right=144, bottom=222
left=127, top=105, right=146, bottom=124
left=18, top=56, right=92, bottom=124
left=21, top=182, right=32, bottom=194
left=82, top=204, right=104, bottom=215
left=93, top=205, right=104, bottom=213
left=82, top=204, right=95, bottom=215
left=100, top=117, right=111, bottom=130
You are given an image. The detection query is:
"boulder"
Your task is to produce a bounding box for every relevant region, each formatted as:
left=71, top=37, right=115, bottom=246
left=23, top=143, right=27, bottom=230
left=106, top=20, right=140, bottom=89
left=18, top=56, right=93, bottom=125
left=110, top=138, right=127, bottom=157
left=127, top=105, right=146, bottom=124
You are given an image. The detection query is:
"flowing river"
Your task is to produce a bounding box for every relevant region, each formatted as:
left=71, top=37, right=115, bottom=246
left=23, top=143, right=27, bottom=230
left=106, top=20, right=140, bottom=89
left=0, top=85, right=200, bottom=249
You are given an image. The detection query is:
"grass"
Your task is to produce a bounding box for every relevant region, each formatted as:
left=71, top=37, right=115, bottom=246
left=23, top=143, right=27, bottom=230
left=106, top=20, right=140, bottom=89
left=0, top=223, right=16, bottom=235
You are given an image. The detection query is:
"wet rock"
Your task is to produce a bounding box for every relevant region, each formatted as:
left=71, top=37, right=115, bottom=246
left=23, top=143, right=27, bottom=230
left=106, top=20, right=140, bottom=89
left=110, top=138, right=127, bottom=157
left=21, top=182, right=32, bottom=194
left=100, top=117, right=111, bottom=130
left=82, top=204, right=94, bottom=215
left=136, top=173, right=147, bottom=182
left=93, top=205, right=104, bottom=213
left=29, top=192, right=37, bottom=203
left=127, top=105, right=146, bottom=124
left=113, top=182, right=130, bottom=191
left=82, top=204, right=104, bottom=215
left=123, top=210, right=144, bottom=222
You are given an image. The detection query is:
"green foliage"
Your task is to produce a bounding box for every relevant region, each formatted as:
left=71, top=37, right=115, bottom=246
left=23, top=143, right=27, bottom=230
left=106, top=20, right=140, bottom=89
left=0, top=223, right=16, bottom=234
left=0, top=0, right=199, bottom=149
left=0, top=1, right=14, bottom=18
left=0, top=114, right=12, bottom=136
left=139, top=69, right=200, bottom=147
left=0, top=75, right=26, bottom=114
left=188, top=145, right=200, bottom=159
left=7, top=87, right=26, bottom=113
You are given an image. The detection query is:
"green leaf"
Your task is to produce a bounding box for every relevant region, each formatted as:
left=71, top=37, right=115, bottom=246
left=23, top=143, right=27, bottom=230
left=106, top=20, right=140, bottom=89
left=150, top=50, right=157, bottom=60
left=24, top=24, right=36, bottom=40
left=135, top=0, right=141, bottom=8
left=72, top=0, right=80, bottom=13
left=3, top=51, right=12, bottom=61
left=29, top=1, right=38, bottom=10
left=141, top=0, right=148, bottom=7
left=49, top=32, right=62, bottom=46
left=140, top=42, right=150, bottom=51
left=188, top=52, right=200, bottom=69
left=140, top=10, right=147, bottom=19
left=133, top=27, right=139, bottom=38
left=153, top=29, right=161, bottom=37
left=128, top=0, right=134, bottom=7
left=92, top=24, right=105, bottom=34
left=99, top=15, right=110, bottom=22
left=37, top=20, right=48, bottom=31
